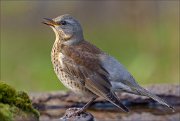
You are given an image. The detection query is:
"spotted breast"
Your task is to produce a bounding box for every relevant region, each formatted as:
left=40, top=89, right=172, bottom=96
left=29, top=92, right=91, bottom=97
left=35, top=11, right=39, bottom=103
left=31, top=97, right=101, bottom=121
left=51, top=40, right=95, bottom=97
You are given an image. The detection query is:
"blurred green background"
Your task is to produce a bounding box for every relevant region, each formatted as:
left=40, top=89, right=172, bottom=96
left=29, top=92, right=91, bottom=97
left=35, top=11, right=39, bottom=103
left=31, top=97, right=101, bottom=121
left=1, top=1, right=179, bottom=92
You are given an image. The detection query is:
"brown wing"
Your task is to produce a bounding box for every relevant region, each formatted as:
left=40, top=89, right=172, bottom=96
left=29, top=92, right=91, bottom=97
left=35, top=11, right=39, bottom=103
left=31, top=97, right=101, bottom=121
left=61, top=43, right=111, bottom=89
left=61, top=43, right=129, bottom=112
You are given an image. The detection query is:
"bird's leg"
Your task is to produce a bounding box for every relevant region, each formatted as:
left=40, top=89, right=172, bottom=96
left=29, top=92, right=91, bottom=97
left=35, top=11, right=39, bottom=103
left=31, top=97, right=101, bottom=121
left=62, top=97, right=97, bottom=119
left=78, top=97, right=97, bottom=112
left=65, top=97, right=96, bottom=118
left=68, top=97, right=96, bottom=117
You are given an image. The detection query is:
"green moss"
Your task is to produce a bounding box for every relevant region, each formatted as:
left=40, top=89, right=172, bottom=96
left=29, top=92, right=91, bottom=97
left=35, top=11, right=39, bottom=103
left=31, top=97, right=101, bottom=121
left=0, top=81, right=39, bottom=121
left=0, top=103, right=12, bottom=121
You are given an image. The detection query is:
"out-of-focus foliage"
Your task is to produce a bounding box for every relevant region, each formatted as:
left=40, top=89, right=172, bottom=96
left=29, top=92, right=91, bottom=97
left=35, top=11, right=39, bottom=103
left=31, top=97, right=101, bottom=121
left=0, top=1, right=179, bottom=92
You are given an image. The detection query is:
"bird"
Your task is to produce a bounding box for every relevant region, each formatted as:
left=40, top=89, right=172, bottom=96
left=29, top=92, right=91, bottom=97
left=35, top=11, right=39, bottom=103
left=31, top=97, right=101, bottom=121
left=42, top=14, right=174, bottom=114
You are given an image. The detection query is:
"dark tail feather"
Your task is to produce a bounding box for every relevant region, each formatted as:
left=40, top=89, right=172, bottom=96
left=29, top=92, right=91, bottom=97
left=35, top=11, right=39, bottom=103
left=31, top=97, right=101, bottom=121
left=135, top=87, right=174, bottom=111
left=106, top=92, right=129, bottom=112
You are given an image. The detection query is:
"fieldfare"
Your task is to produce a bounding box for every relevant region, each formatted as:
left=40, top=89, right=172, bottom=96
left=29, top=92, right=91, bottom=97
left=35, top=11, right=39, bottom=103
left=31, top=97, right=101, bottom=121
left=43, top=14, right=173, bottom=114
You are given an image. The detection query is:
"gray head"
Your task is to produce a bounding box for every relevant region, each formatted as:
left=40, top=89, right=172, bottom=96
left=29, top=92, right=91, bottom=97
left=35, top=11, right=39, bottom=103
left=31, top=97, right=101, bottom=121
left=43, top=14, right=84, bottom=45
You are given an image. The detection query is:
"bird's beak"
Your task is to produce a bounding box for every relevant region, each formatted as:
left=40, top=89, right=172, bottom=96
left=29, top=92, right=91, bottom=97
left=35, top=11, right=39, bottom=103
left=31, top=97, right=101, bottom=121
left=42, top=18, right=59, bottom=26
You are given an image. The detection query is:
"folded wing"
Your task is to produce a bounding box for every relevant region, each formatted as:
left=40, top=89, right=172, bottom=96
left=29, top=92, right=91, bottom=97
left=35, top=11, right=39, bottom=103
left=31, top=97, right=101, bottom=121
left=61, top=44, right=129, bottom=112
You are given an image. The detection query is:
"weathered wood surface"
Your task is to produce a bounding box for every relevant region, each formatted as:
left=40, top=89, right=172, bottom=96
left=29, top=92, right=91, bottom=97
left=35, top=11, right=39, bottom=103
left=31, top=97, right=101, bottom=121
left=30, top=84, right=180, bottom=121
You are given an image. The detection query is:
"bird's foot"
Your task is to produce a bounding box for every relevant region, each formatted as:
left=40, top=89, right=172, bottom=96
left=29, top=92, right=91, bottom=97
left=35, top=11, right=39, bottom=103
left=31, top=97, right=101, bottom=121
left=61, top=108, right=85, bottom=118
left=67, top=107, right=84, bottom=117
left=61, top=108, right=94, bottom=121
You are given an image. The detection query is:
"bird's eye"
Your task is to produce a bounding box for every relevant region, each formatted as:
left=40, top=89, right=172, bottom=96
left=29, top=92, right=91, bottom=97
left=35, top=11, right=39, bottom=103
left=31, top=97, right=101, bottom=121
left=60, top=21, right=67, bottom=25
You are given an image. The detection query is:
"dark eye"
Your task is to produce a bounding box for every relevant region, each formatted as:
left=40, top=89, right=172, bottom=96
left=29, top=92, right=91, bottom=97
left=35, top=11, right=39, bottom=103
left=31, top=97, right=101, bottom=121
left=60, top=21, right=67, bottom=25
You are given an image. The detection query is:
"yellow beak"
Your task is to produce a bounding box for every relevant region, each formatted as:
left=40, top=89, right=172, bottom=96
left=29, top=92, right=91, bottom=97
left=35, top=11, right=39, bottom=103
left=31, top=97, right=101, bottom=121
left=42, top=18, right=59, bottom=26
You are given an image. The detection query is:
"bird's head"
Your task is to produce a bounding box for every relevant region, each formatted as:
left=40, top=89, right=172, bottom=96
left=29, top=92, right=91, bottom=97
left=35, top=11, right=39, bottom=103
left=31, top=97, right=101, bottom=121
left=43, top=14, right=84, bottom=45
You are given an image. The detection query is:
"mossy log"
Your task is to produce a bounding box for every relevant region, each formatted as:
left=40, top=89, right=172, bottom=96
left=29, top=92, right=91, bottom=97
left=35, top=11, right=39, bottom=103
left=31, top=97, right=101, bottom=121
left=30, top=84, right=179, bottom=121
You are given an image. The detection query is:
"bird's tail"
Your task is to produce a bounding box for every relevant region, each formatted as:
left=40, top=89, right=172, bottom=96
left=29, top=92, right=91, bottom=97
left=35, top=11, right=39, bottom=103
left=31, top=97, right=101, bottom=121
left=112, top=81, right=174, bottom=111
left=131, top=86, right=174, bottom=111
